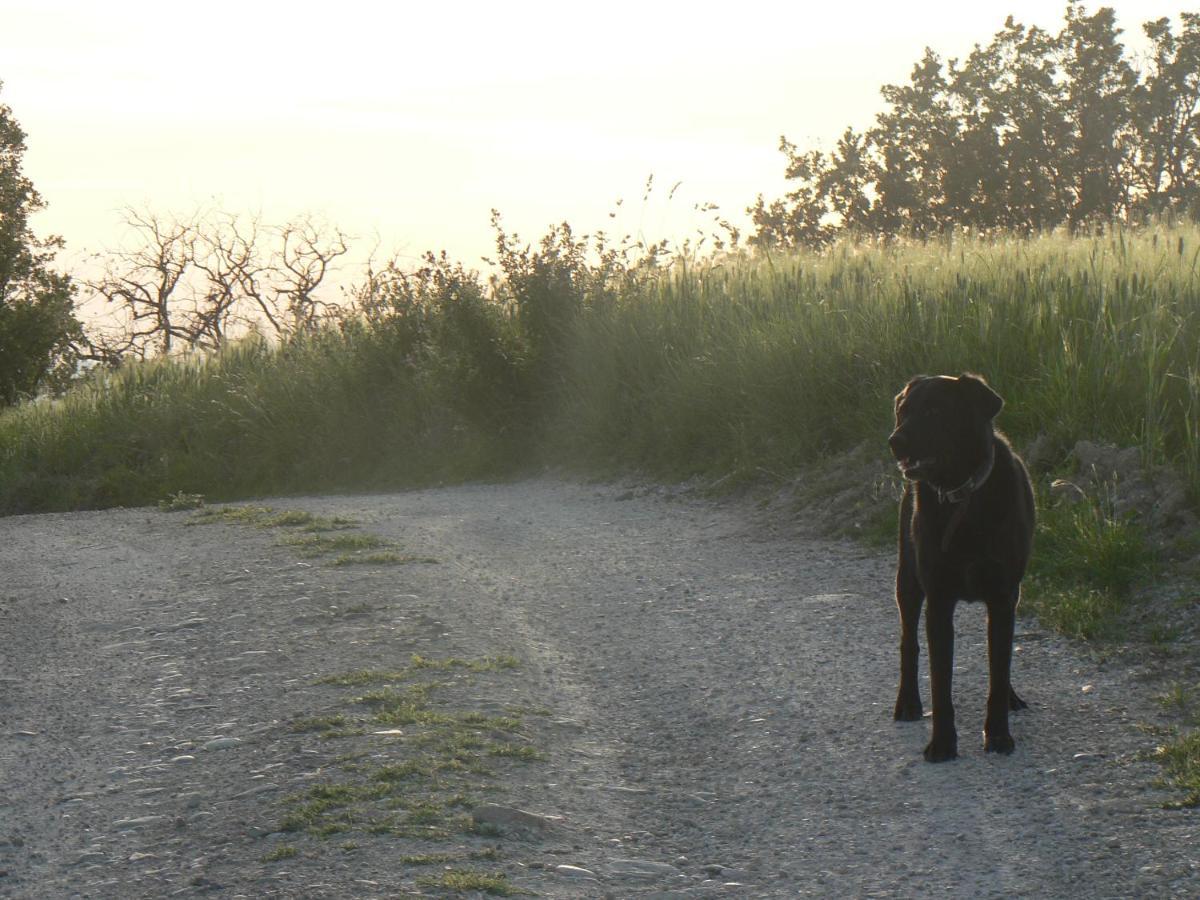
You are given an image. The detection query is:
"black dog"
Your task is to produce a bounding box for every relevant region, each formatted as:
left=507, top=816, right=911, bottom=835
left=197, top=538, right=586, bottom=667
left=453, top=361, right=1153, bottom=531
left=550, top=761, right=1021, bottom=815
left=888, top=373, right=1035, bottom=762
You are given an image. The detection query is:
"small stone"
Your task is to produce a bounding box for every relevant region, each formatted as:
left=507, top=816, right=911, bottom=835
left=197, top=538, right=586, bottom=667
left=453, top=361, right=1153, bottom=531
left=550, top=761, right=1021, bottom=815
left=471, top=804, right=558, bottom=833
left=177, top=792, right=204, bottom=809
left=607, top=859, right=681, bottom=879
left=114, top=815, right=166, bottom=830
left=171, top=755, right=196, bottom=764
left=202, top=737, right=241, bottom=751
left=555, top=865, right=597, bottom=878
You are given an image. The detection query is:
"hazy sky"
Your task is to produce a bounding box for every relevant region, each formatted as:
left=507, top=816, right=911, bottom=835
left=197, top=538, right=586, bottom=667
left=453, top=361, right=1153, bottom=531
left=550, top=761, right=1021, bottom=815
left=2, top=1, right=1164, bottom=276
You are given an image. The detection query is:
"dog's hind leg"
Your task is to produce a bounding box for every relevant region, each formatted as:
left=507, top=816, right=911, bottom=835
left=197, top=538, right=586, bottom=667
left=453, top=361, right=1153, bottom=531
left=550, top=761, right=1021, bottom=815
left=1008, top=587, right=1028, bottom=711
left=984, top=592, right=1019, bottom=754
left=894, top=492, right=924, bottom=722
left=894, top=555, right=924, bottom=721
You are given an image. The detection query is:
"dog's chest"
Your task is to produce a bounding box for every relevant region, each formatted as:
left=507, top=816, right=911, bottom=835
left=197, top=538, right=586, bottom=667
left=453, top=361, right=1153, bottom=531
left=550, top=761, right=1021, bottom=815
left=913, top=504, right=1015, bottom=601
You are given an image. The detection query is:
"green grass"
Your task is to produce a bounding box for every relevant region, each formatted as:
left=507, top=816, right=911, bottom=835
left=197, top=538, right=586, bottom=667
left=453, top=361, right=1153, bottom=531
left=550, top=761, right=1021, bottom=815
left=158, top=490, right=205, bottom=511
left=280, top=532, right=389, bottom=557
left=187, top=503, right=431, bottom=567
left=3, top=222, right=1199, bottom=639
left=261, top=845, right=299, bottom=862
left=1021, top=491, right=1156, bottom=639
left=277, top=655, right=537, bottom=844
left=328, top=550, right=438, bottom=567
left=417, top=871, right=523, bottom=896
left=4, top=222, right=1199, bottom=511
left=1154, top=731, right=1200, bottom=807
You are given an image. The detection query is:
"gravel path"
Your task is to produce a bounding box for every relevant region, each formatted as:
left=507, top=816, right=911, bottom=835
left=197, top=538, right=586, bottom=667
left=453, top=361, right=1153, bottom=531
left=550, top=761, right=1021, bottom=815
left=0, top=478, right=1197, bottom=898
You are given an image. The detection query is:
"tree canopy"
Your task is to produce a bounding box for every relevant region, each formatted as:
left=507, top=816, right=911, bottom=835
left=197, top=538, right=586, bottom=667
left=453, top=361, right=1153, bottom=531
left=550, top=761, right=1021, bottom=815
left=750, top=4, right=1200, bottom=247
left=0, top=82, right=80, bottom=403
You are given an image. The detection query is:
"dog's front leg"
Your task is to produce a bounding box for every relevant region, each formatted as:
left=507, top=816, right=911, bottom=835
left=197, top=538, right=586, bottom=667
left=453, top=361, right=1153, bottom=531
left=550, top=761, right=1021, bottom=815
left=894, top=549, right=924, bottom=722
left=984, top=593, right=1018, bottom=754
left=924, top=596, right=958, bottom=762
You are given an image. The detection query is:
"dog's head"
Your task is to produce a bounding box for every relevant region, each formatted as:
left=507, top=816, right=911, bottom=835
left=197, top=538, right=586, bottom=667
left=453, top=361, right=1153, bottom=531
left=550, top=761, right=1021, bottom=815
left=888, top=373, right=1003, bottom=488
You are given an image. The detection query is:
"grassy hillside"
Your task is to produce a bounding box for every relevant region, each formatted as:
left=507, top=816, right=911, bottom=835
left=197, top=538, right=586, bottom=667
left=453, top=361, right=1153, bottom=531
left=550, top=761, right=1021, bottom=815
left=4, top=223, right=1200, bottom=511
left=9, top=223, right=1200, bottom=511
left=2, top=223, right=1197, bottom=641
left=550, top=225, right=1200, bottom=484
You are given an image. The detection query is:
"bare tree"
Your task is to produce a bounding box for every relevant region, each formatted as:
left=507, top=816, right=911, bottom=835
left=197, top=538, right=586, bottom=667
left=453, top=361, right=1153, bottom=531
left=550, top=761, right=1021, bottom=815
left=189, top=212, right=268, bottom=348
left=272, top=216, right=350, bottom=333
left=83, top=209, right=354, bottom=360
left=87, top=209, right=198, bottom=359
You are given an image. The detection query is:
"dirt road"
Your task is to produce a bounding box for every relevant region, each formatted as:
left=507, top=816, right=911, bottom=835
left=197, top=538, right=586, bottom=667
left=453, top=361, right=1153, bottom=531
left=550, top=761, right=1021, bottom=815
left=0, top=479, right=1196, bottom=897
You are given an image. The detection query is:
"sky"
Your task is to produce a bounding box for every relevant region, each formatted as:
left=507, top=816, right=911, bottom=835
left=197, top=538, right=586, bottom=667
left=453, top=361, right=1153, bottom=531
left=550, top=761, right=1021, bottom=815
left=1, top=0, right=1165, bottom=284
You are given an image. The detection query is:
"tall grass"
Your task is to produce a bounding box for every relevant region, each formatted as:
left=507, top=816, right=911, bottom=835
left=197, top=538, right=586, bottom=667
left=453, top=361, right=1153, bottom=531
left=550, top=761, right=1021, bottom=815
left=549, top=223, right=1200, bottom=485
left=0, top=318, right=526, bottom=511
left=2, top=222, right=1200, bottom=515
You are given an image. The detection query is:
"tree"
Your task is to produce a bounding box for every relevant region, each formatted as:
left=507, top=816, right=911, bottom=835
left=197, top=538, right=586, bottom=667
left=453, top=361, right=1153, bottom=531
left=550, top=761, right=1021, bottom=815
left=950, top=17, right=1072, bottom=231
left=1131, top=13, right=1200, bottom=216
left=1057, top=3, right=1139, bottom=225
left=0, top=82, right=81, bottom=404
left=85, top=209, right=350, bottom=360
left=750, top=4, right=1200, bottom=248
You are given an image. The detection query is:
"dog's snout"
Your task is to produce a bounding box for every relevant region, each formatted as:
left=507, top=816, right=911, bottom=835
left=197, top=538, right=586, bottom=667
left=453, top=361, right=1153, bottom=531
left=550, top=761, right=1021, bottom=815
left=888, top=429, right=908, bottom=459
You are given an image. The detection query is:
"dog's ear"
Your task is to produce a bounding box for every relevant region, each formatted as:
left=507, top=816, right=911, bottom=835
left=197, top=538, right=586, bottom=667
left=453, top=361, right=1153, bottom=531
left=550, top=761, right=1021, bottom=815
left=958, top=373, right=1003, bottom=419
left=895, top=375, right=930, bottom=413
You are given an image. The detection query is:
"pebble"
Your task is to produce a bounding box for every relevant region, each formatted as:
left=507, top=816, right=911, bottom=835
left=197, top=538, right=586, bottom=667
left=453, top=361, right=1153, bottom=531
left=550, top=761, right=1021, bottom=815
left=704, top=865, right=749, bottom=881
left=555, top=864, right=597, bottom=878
left=177, top=792, right=205, bottom=809
left=201, top=737, right=241, bottom=751
left=607, top=859, right=682, bottom=879
left=113, top=816, right=166, bottom=830
left=471, top=803, right=559, bottom=833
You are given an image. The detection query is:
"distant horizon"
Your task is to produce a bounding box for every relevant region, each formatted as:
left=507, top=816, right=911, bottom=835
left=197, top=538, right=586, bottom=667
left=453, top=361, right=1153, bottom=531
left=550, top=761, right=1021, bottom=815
left=5, top=0, right=1162, bottom=290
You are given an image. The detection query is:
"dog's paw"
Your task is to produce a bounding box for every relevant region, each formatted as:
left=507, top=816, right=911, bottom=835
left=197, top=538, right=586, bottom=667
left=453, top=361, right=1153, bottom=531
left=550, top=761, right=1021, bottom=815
left=893, top=695, right=924, bottom=722
left=923, top=736, right=958, bottom=763
left=984, top=733, right=1016, bottom=755
left=1009, top=688, right=1028, bottom=711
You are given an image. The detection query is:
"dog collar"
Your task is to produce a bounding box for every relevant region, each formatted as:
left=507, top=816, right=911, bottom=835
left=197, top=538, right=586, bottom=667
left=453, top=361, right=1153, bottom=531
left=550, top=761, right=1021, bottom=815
left=933, top=441, right=995, bottom=505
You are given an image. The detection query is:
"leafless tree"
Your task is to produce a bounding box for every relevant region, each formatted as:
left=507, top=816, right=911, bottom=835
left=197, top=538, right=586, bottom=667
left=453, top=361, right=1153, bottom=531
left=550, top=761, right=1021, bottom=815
left=86, top=209, right=198, bottom=359
left=82, top=208, right=354, bottom=360
left=272, top=216, right=350, bottom=333
left=190, top=212, right=268, bottom=348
